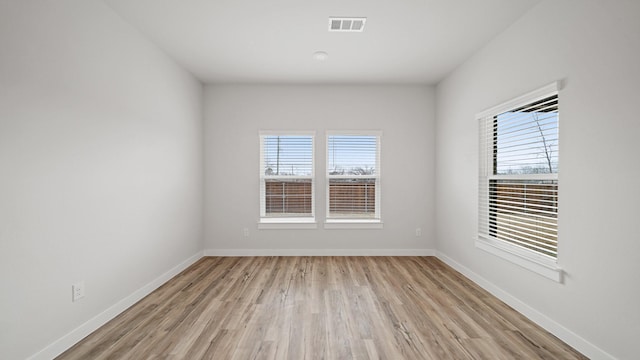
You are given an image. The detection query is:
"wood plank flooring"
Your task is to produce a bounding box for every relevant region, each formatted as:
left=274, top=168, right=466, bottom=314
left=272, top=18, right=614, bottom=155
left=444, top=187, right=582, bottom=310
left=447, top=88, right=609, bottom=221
left=57, top=257, right=587, bottom=359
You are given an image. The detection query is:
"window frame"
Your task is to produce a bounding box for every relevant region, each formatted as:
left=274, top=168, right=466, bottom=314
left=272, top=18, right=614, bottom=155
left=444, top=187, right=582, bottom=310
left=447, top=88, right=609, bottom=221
left=324, top=130, right=382, bottom=229
left=258, top=131, right=317, bottom=229
left=476, top=82, right=562, bottom=282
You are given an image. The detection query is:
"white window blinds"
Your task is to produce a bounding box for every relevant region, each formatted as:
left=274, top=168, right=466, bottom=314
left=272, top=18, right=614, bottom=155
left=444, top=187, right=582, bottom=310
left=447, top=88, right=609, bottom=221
left=260, top=133, right=314, bottom=219
left=478, top=85, right=559, bottom=258
left=326, top=133, right=381, bottom=220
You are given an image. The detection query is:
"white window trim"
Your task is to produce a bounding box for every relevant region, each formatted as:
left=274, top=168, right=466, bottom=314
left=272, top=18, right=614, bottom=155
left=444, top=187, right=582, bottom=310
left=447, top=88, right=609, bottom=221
left=476, top=82, right=563, bottom=282
left=258, top=217, right=318, bottom=230
left=475, top=236, right=562, bottom=282
left=476, top=82, right=560, bottom=119
left=259, top=131, right=316, bottom=226
left=325, top=130, right=382, bottom=225
left=324, top=219, right=383, bottom=229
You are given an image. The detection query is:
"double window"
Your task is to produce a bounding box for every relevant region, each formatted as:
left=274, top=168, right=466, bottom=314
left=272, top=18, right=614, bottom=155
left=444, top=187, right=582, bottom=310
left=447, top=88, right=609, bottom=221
left=326, top=132, right=381, bottom=222
left=477, top=82, right=561, bottom=281
left=259, top=131, right=381, bottom=227
left=259, top=132, right=315, bottom=224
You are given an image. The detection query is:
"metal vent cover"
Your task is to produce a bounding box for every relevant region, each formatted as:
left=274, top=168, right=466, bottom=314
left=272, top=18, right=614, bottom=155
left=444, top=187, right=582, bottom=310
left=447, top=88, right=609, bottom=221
left=328, top=17, right=366, bottom=32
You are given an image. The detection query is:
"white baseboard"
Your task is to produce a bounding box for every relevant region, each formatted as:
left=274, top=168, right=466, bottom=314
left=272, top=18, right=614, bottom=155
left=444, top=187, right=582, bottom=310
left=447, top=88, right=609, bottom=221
left=32, top=249, right=610, bottom=359
left=204, top=248, right=435, bottom=257
left=28, top=251, right=204, bottom=360
left=435, top=251, right=616, bottom=360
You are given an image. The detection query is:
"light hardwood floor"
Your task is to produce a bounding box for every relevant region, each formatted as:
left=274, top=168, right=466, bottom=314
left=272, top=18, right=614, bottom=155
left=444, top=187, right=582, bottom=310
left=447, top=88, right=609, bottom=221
left=57, top=256, right=587, bottom=359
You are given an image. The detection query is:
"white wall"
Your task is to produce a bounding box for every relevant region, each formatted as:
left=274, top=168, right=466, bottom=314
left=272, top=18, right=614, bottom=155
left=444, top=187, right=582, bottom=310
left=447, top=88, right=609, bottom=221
left=204, top=85, right=435, bottom=253
left=0, top=1, right=203, bottom=359
left=435, top=1, right=640, bottom=359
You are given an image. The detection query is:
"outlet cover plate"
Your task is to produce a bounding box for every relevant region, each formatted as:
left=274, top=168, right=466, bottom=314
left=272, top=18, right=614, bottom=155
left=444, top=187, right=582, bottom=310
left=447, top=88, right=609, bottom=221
left=72, top=281, right=85, bottom=302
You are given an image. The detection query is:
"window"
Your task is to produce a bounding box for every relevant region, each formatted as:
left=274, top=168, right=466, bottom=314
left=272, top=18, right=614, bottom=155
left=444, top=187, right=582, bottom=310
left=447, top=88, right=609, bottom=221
left=477, top=83, right=561, bottom=281
left=259, top=132, right=315, bottom=227
left=326, top=132, right=381, bottom=226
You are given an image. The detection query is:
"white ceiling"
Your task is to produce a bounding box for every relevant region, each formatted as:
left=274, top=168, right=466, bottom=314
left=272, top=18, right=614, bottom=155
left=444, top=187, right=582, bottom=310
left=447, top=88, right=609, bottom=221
left=104, top=0, right=541, bottom=84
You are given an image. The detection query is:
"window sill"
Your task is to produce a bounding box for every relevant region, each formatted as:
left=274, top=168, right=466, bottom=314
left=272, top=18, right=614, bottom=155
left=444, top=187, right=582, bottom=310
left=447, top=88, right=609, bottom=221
left=324, top=220, right=383, bottom=230
left=475, top=236, right=563, bottom=283
left=258, top=218, right=317, bottom=230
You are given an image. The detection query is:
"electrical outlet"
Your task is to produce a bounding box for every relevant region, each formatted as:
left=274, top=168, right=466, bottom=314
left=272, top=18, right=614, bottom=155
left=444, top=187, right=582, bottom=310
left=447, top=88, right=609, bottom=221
left=243, top=228, right=250, bottom=237
left=72, top=281, right=85, bottom=302
left=415, top=228, right=422, bottom=237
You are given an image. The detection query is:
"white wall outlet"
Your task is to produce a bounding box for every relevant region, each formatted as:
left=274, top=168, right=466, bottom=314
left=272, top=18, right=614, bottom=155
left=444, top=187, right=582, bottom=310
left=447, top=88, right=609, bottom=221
left=415, top=228, right=422, bottom=237
left=243, top=228, right=250, bottom=237
left=72, top=281, right=85, bottom=302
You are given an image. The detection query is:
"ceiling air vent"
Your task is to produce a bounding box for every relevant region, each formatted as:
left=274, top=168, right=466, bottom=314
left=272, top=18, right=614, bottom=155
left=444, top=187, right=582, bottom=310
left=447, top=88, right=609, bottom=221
left=328, top=17, right=367, bottom=32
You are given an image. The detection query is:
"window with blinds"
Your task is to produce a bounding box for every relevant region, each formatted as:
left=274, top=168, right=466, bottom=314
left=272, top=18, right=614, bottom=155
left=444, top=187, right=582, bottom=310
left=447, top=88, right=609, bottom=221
left=259, top=133, right=314, bottom=221
left=478, top=84, right=559, bottom=259
left=326, top=133, right=381, bottom=221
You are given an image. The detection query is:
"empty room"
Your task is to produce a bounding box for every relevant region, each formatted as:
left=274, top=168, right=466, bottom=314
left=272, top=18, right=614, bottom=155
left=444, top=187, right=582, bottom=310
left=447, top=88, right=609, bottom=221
left=1, top=0, right=639, bottom=359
